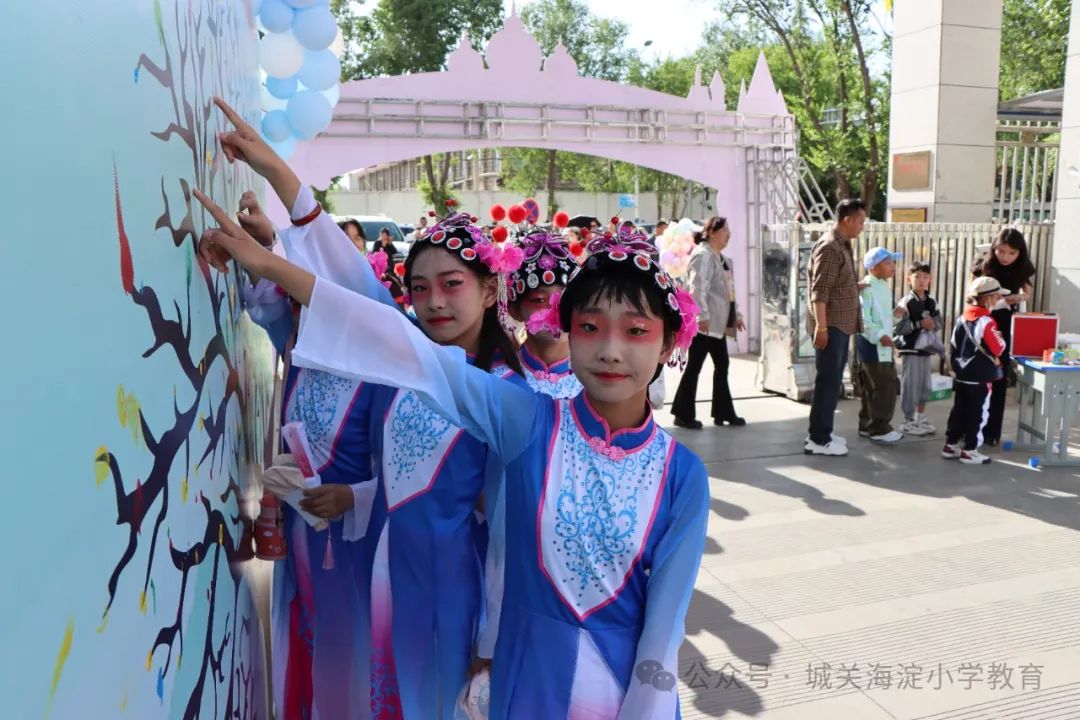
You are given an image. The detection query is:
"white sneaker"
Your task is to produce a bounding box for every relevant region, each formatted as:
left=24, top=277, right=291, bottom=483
left=870, top=430, right=904, bottom=444
left=805, top=434, right=848, bottom=446
left=804, top=439, right=849, bottom=456
left=917, top=417, right=937, bottom=434
left=900, top=420, right=933, bottom=437
left=959, top=449, right=991, bottom=465
left=941, top=443, right=962, bottom=459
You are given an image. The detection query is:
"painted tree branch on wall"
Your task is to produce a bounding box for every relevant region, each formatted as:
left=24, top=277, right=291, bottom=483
left=92, top=1, right=270, bottom=716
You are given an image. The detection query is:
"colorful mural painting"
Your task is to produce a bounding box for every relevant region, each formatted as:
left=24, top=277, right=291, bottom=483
left=1, top=2, right=273, bottom=718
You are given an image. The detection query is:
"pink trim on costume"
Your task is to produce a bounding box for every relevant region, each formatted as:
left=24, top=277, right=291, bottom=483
left=538, top=404, right=674, bottom=622
left=521, top=346, right=573, bottom=381
left=318, top=381, right=365, bottom=473
left=570, top=397, right=656, bottom=457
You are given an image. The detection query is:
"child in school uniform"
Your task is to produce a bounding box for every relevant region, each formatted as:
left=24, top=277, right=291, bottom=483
left=942, top=277, right=1009, bottom=465
left=192, top=187, right=710, bottom=720
left=894, top=262, right=944, bottom=436
left=856, top=247, right=904, bottom=443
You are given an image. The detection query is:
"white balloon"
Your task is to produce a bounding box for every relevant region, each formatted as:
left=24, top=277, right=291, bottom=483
left=329, top=28, right=345, bottom=58
left=261, top=85, right=288, bottom=112
left=260, top=31, right=305, bottom=79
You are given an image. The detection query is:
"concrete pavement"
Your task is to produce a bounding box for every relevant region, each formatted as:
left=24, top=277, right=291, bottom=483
left=663, top=357, right=1080, bottom=719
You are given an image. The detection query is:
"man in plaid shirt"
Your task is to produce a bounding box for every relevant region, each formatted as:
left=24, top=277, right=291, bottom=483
left=805, top=199, right=867, bottom=456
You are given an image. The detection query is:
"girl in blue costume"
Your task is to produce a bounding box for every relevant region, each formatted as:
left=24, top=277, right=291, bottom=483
left=226, top=195, right=383, bottom=720
left=208, top=97, right=526, bottom=719
left=503, top=206, right=585, bottom=401
left=193, top=185, right=709, bottom=719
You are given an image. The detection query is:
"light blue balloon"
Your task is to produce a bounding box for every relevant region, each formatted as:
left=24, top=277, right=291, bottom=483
left=287, top=90, right=333, bottom=140
left=261, top=109, right=292, bottom=143
left=265, top=74, right=298, bottom=99
left=297, top=50, right=340, bottom=91
left=291, top=5, right=338, bottom=51
left=321, top=84, right=340, bottom=108
left=270, top=136, right=297, bottom=160
left=259, top=0, right=294, bottom=34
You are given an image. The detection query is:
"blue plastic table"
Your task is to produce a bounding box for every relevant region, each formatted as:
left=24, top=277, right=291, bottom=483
left=1014, top=358, right=1080, bottom=467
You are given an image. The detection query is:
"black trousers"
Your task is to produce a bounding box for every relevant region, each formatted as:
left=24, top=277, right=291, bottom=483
left=946, top=381, right=991, bottom=450
left=808, top=327, right=851, bottom=445
left=672, top=333, right=737, bottom=422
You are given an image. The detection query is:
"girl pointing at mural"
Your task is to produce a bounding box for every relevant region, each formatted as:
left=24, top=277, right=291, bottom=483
left=193, top=174, right=709, bottom=719
left=208, top=96, right=529, bottom=719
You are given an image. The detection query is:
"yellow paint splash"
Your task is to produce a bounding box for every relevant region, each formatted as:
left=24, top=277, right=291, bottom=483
left=96, top=610, right=109, bottom=634
left=177, top=654, right=183, bottom=670
left=46, top=618, right=75, bottom=715
left=94, top=446, right=110, bottom=486
left=218, top=524, right=224, bottom=546
left=198, top=414, right=205, bottom=432
left=146, top=650, right=152, bottom=672
left=181, top=476, right=189, bottom=503
left=139, top=591, right=147, bottom=614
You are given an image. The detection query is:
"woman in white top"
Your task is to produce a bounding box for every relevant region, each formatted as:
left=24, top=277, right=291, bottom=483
left=672, top=216, right=747, bottom=428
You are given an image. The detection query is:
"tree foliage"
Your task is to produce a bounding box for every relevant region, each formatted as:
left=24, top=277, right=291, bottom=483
left=999, top=0, right=1070, bottom=100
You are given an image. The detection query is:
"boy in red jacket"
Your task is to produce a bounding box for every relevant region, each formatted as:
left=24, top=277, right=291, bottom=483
left=943, top=277, right=1009, bottom=465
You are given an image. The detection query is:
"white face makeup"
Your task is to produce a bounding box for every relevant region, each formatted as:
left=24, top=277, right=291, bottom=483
left=408, top=248, right=495, bottom=350
left=568, top=295, right=673, bottom=407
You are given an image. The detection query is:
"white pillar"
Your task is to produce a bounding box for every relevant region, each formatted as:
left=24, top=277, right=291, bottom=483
left=887, top=0, right=1003, bottom=222
left=1051, top=8, right=1080, bottom=328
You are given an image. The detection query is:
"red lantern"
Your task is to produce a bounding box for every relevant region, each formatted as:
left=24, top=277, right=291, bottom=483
left=552, top=211, right=570, bottom=228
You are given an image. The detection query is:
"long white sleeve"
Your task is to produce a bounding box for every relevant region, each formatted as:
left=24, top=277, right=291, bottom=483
left=279, top=186, right=397, bottom=307
left=341, top=478, right=379, bottom=541
left=291, top=278, right=539, bottom=463
left=617, top=459, right=709, bottom=719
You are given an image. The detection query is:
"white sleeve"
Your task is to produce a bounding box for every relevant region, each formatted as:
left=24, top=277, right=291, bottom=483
left=686, top=251, right=712, bottom=323
left=476, top=469, right=506, bottom=659
left=341, top=478, right=379, bottom=542
left=280, top=186, right=397, bottom=307
left=291, top=278, right=539, bottom=462
left=617, top=459, right=709, bottom=719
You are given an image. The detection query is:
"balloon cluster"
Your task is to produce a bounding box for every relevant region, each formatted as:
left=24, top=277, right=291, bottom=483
left=254, top=0, right=344, bottom=159
left=656, top=218, right=701, bottom=279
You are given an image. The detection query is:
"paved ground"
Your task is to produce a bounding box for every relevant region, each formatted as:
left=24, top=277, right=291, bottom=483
left=661, top=356, right=1080, bottom=719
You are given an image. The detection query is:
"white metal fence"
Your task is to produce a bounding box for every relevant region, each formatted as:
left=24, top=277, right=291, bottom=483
left=994, top=121, right=1059, bottom=223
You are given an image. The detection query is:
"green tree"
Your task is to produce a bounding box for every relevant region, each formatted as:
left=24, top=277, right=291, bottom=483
left=999, top=0, right=1070, bottom=100
left=717, top=0, right=891, bottom=215
left=331, top=0, right=504, bottom=209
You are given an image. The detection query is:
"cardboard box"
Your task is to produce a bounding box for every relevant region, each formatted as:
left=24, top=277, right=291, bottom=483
left=929, top=373, right=952, bottom=402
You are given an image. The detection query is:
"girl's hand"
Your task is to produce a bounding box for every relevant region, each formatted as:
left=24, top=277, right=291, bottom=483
left=1006, top=293, right=1022, bottom=306
left=237, top=191, right=276, bottom=247
left=193, top=188, right=271, bottom=273
left=735, top=319, right=746, bottom=332
left=300, top=484, right=355, bottom=519
left=214, top=97, right=286, bottom=180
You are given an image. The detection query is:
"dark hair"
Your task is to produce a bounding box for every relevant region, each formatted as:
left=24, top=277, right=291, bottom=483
left=338, top=219, right=365, bottom=240
left=404, top=242, right=524, bottom=376
left=558, top=257, right=678, bottom=382
left=380, top=226, right=392, bottom=235
left=656, top=219, right=669, bottom=226
left=836, top=198, right=867, bottom=221
left=693, top=216, right=728, bottom=245
left=908, top=261, right=931, bottom=275
left=981, top=228, right=1036, bottom=292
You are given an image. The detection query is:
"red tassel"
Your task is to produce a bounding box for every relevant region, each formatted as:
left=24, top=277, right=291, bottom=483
left=322, top=530, right=335, bottom=570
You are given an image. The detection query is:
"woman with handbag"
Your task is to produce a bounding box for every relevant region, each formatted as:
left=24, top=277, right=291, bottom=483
left=672, top=216, right=747, bottom=428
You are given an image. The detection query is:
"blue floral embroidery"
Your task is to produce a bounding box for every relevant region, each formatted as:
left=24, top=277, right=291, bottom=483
left=550, top=407, right=668, bottom=602
left=288, top=369, right=357, bottom=448
left=526, top=370, right=583, bottom=399
left=387, top=391, right=454, bottom=479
